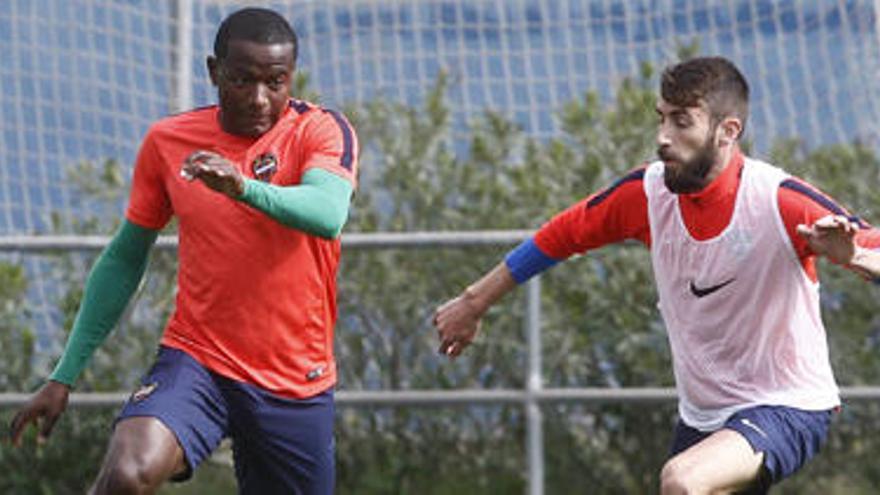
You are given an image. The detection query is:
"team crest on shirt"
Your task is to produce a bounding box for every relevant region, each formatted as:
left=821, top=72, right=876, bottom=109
left=131, top=381, right=159, bottom=403
left=252, top=152, right=278, bottom=182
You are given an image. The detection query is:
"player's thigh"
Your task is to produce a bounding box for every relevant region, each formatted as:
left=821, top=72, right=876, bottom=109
left=661, top=428, right=763, bottom=494
left=114, top=346, right=230, bottom=480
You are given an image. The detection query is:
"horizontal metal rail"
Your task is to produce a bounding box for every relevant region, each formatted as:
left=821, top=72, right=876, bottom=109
left=0, top=231, right=534, bottom=252
left=2, top=387, right=880, bottom=408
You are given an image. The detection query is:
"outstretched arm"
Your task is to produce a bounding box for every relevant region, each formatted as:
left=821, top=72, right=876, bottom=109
left=797, top=215, right=880, bottom=279
left=9, top=220, right=157, bottom=446
left=433, top=167, right=650, bottom=358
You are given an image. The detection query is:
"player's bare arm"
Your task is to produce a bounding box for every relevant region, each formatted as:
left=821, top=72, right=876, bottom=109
left=433, top=262, right=518, bottom=357
left=181, top=150, right=245, bottom=198
left=8, top=380, right=70, bottom=447
left=797, top=215, right=880, bottom=278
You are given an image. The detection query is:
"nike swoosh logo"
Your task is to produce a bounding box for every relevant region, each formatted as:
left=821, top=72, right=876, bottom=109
left=689, top=277, right=736, bottom=297
left=740, top=418, right=769, bottom=439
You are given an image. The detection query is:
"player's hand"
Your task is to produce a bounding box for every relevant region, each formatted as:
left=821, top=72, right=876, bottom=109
left=796, top=214, right=858, bottom=265
left=181, top=150, right=245, bottom=198
left=433, top=294, right=484, bottom=358
left=8, top=380, right=70, bottom=447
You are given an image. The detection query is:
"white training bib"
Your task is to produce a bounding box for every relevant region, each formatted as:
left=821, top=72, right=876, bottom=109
left=644, top=158, right=839, bottom=430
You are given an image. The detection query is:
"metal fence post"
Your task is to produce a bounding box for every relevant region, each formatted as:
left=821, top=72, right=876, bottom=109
left=172, top=0, right=193, bottom=113
left=525, top=277, right=544, bottom=495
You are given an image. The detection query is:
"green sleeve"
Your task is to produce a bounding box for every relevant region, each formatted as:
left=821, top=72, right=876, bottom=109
left=49, top=220, right=158, bottom=386
left=237, top=168, right=353, bottom=239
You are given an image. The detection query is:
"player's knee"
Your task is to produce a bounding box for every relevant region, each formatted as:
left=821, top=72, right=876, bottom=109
left=92, top=458, right=164, bottom=495
left=660, top=458, right=709, bottom=495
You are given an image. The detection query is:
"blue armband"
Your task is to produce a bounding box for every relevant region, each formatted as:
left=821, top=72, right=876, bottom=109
left=504, top=238, right=560, bottom=284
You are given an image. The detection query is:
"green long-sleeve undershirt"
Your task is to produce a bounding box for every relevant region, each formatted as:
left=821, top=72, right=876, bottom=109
left=50, top=168, right=353, bottom=386
left=50, top=220, right=157, bottom=385
left=238, top=168, right=353, bottom=239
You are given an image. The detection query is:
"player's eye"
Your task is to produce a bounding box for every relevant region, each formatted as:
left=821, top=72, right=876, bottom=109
left=230, top=76, right=250, bottom=88
left=267, top=76, right=287, bottom=90
left=222, top=69, right=252, bottom=88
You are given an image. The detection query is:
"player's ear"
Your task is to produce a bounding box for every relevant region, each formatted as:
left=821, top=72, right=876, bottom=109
left=207, top=56, right=220, bottom=87
left=718, top=117, right=742, bottom=146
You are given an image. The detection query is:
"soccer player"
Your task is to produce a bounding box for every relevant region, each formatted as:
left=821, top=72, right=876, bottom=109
left=9, top=7, right=356, bottom=494
left=433, top=56, right=880, bottom=494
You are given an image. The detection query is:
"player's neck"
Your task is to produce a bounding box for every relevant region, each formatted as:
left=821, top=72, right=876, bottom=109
left=701, top=144, right=738, bottom=189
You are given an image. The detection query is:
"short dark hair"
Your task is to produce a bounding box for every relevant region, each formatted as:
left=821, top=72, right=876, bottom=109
left=661, top=56, right=749, bottom=136
left=213, top=7, right=298, bottom=62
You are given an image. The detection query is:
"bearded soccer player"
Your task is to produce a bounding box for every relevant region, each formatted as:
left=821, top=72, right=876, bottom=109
left=434, top=56, right=880, bottom=494
left=9, top=7, right=357, bottom=494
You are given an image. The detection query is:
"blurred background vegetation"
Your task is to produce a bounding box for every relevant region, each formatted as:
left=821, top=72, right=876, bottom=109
left=2, top=56, right=880, bottom=494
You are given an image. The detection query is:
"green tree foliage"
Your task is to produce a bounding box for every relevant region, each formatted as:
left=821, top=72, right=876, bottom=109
left=2, top=64, right=880, bottom=493
left=0, top=262, right=35, bottom=391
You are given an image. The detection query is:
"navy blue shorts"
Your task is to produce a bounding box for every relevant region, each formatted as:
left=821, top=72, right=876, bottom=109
left=118, top=346, right=335, bottom=495
left=669, top=405, right=834, bottom=493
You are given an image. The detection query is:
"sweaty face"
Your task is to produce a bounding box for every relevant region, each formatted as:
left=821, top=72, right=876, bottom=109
left=655, top=99, right=720, bottom=194
left=210, top=39, right=294, bottom=138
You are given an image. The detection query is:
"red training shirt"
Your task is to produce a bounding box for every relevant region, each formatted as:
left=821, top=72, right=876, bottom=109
left=126, top=100, right=358, bottom=398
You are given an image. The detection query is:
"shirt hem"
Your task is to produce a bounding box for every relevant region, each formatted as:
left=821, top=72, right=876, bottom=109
left=159, top=336, right=337, bottom=400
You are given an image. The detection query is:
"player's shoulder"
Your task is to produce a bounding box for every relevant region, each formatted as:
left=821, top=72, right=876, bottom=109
left=742, top=156, right=791, bottom=182
left=754, top=157, right=823, bottom=198
left=614, top=162, right=652, bottom=186
left=586, top=163, right=649, bottom=208
left=147, top=105, right=218, bottom=139
left=770, top=167, right=858, bottom=223
left=776, top=173, right=842, bottom=212
left=288, top=98, right=319, bottom=116
left=288, top=99, right=354, bottom=128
